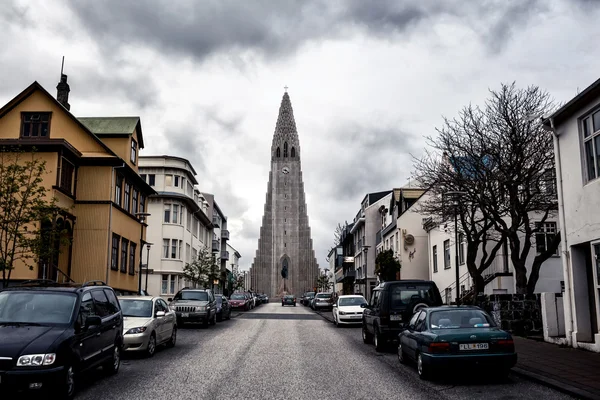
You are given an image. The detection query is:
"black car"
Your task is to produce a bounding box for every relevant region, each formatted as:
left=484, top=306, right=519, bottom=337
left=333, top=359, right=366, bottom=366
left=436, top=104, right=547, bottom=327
left=215, top=295, right=232, bottom=322
left=0, top=279, right=123, bottom=399
left=281, top=295, right=296, bottom=306
left=302, top=292, right=315, bottom=306
left=362, top=280, right=443, bottom=352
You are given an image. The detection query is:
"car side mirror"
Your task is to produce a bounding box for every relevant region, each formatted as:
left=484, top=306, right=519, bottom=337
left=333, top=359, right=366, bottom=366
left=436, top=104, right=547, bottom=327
left=156, top=311, right=166, bottom=318
left=85, top=316, right=102, bottom=329
left=167, top=298, right=173, bottom=302
left=332, top=304, right=337, bottom=308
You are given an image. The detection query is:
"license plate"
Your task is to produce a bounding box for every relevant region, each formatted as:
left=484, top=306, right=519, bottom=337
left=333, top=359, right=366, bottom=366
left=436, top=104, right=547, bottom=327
left=351, top=315, right=362, bottom=318
left=390, top=315, right=402, bottom=321
left=460, top=343, right=489, bottom=350
left=181, top=313, right=189, bottom=318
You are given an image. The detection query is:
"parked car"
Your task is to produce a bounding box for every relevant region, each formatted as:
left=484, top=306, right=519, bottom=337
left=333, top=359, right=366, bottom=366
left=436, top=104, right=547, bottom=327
left=259, top=294, right=269, bottom=303
left=168, top=288, right=217, bottom=327
left=397, top=306, right=517, bottom=380
left=312, top=293, right=333, bottom=310
left=332, top=295, right=367, bottom=326
left=0, top=279, right=123, bottom=399
left=281, top=295, right=296, bottom=306
left=362, top=280, right=443, bottom=352
left=216, top=295, right=232, bottom=321
left=229, top=293, right=251, bottom=311
left=302, top=291, right=315, bottom=306
left=119, top=296, right=177, bottom=357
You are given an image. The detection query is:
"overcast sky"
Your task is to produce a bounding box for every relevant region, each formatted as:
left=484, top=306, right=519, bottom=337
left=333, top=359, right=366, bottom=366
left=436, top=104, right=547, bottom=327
left=1, top=0, right=599, bottom=271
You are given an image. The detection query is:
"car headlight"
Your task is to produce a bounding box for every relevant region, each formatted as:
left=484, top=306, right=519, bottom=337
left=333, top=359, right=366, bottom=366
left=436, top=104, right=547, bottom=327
left=339, top=311, right=347, bottom=315
left=169, top=305, right=176, bottom=311
left=195, top=306, right=204, bottom=312
left=125, top=327, right=147, bottom=335
left=17, top=353, right=56, bottom=367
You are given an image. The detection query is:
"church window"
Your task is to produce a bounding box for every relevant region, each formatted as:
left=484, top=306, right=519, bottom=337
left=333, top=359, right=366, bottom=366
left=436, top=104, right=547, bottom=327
left=276, top=147, right=281, bottom=157
left=291, top=147, right=295, bottom=157
left=284, top=142, right=288, bottom=157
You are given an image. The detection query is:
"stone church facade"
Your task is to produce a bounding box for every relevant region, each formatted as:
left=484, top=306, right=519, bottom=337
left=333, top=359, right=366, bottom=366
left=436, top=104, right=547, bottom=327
left=250, top=92, right=319, bottom=297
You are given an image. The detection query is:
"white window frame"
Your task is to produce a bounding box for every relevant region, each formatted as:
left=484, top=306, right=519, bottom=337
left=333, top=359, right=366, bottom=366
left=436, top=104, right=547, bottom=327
left=581, top=112, right=600, bottom=183
left=535, top=222, right=559, bottom=256
left=443, top=240, right=451, bottom=269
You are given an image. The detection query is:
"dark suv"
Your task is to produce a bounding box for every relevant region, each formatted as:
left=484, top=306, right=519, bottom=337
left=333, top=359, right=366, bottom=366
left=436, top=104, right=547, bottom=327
left=362, top=280, right=443, bottom=351
left=168, top=288, right=217, bottom=327
left=0, top=279, right=123, bottom=399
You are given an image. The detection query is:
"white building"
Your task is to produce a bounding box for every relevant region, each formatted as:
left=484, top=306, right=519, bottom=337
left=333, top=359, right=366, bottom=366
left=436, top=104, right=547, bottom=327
left=329, top=246, right=343, bottom=294
left=201, top=194, right=230, bottom=294
left=543, top=77, right=600, bottom=352
left=424, top=212, right=562, bottom=305
left=378, top=186, right=429, bottom=281
left=350, top=191, right=392, bottom=300
left=138, top=156, right=213, bottom=299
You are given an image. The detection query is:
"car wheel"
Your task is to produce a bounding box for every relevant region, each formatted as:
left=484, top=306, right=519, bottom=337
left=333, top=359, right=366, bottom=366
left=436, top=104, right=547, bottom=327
left=167, top=326, right=177, bottom=348
left=417, top=353, right=431, bottom=380
left=374, top=328, right=385, bottom=352
left=398, top=342, right=407, bottom=364
left=146, top=333, right=156, bottom=357
left=217, top=312, right=223, bottom=322
left=103, top=345, right=121, bottom=375
left=59, top=364, right=76, bottom=400
left=362, top=324, right=373, bottom=344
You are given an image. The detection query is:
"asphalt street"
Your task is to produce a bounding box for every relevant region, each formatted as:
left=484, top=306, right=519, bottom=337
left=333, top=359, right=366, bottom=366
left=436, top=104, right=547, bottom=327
left=72, top=303, right=575, bottom=400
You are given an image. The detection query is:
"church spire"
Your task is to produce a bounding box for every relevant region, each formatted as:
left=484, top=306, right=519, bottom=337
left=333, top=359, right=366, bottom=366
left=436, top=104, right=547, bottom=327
left=272, top=91, right=300, bottom=160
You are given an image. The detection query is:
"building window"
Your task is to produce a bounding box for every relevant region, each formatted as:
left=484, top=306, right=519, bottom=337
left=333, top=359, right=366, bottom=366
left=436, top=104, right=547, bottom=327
left=162, top=274, right=169, bottom=294
left=276, top=147, right=281, bottom=157
left=171, top=239, right=177, bottom=259
left=582, top=113, right=600, bottom=181
left=186, top=243, right=191, bottom=263
left=120, top=238, right=129, bottom=273
left=139, top=194, right=145, bottom=213
left=163, top=239, right=170, bottom=258
left=536, top=222, right=558, bottom=256
left=111, top=234, right=120, bottom=271
left=284, top=142, right=288, bottom=157
left=174, top=175, right=180, bottom=187
left=59, top=157, right=74, bottom=194
left=187, top=209, right=192, bottom=231
left=164, top=204, right=171, bottom=223
left=459, top=233, right=465, bottom=265
left=124, top=181, right=131, bottom=212
left=161, top=274, right=177, bottom=295
left=115, top=175, right=123, bottom=205
left=291, top=147, right=295, bottom=157
left=444, top=240, right=451, bottom=269
left=141, top=174, right=146, bottom=182
left=165, top=175, right=172, bottom=186
left=131, top=140, right=137, bottom=164
left=193, top=218, right=199, bottom=238
left=432, top=245, right=438, bottom=273
left=129, top=243, right=136, bottom=275
left=21, top=112, right=50, bottom=138
left=148, top=174, right=155, bottom=186
left=172, top=204, right=180, bottom=224
left=445, top=287, right=452, bottom=304
left=132, top=189, right=139, bottom=214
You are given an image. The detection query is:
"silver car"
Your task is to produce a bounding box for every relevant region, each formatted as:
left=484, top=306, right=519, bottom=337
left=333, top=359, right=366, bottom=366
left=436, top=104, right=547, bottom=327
left=119, top=296, right=177, bottom=357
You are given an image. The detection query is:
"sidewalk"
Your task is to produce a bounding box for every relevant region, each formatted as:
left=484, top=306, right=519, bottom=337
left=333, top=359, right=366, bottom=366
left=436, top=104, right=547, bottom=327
left=513, top=336, right=600, bottom=400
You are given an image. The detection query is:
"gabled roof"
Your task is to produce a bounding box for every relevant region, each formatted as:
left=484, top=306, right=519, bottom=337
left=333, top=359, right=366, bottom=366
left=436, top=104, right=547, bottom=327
left=78, top=116, right=144, bottom=149
left=0, top=81, right=118, bottom=157
left=544, top=76, right=600, bottom=128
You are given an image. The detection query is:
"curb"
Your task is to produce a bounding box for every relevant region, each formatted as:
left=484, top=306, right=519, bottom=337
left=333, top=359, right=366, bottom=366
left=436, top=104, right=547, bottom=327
left=511, top=367, right=600, bottom=400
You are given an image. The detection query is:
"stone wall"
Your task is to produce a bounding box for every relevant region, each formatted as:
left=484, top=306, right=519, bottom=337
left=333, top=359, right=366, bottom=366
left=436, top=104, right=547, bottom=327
left=473, top=294, right=543, bottom=336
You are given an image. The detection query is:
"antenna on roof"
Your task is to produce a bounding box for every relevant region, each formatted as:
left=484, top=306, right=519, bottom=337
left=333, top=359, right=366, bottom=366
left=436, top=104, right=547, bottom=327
left=61, top=56, right=65, bottom=76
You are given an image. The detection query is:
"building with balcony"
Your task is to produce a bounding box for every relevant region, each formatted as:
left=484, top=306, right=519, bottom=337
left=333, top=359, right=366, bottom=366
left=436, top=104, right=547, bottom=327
left=0, top=79, right=155, bottom=293
left=328, top=246, right=343, bottom=294
left=138, top=155, right=212, bottom=299
left=202, top=193, right=230, bottom=294
left=350, top=190, right=392, bottom=300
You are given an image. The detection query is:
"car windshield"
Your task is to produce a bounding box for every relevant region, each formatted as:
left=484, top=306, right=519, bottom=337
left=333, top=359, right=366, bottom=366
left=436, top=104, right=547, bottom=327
left=0, top=291, right=77, bottom=325
left=306, top=292, right=315, bottom=297
left=284, top=295, right=294, bottom=299
left=429, top=309, right=496, bottom=329
left=174, top=291, right=208, bottom=301
left=316, top=293, right=331, bottom=299
left=389, top=285, right=437, bottom=310
left=339, top=297, right=367, bottom=307
left=120, top=299, right=153, bottom=318
left=231, top=294, right=246, bottom=300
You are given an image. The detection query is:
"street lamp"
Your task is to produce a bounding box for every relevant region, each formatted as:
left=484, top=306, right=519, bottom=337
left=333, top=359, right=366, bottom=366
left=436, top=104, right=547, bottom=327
left=144, top=242, right=153, bottom=292
left=135, top=212, right=151, bottom=295
left=443, top=191, right=466, bottom=306
left=362, top=245, right=371, bottom=298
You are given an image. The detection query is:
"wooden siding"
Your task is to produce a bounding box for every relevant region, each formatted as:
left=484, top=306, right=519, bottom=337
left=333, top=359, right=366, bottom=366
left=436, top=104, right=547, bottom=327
left=76, top=166, right=112, bottom=201
left=71, top=204, right=110, bottom=283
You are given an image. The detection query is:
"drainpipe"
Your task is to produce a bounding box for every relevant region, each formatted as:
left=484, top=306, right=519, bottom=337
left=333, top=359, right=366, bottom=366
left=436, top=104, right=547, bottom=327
left=549, top=118, right=574, bottom=346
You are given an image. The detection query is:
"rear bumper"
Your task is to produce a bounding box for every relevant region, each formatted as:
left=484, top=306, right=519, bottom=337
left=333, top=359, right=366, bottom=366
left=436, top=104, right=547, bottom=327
left=314, top=303, right=332, bottom=309
left=1, top=365, right=65, bottom=393
left=421, top=352, right=518, bottom=369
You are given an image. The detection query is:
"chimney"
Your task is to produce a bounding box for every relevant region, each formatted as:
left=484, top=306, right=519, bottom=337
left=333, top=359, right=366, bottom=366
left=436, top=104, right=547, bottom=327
left=56, top=73, right=70, bottom=111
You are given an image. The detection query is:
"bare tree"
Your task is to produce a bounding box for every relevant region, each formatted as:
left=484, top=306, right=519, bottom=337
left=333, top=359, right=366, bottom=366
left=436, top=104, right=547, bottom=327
left=326, top=222, right=345, bottom=261
left=414, top=83, right=559, bottom=296
left=0, top=148, right=70, bottom=287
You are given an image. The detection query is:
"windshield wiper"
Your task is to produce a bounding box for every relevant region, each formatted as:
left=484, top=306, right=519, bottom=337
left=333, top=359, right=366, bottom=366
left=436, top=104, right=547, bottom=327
left=0, top=321, right=45, bottom=327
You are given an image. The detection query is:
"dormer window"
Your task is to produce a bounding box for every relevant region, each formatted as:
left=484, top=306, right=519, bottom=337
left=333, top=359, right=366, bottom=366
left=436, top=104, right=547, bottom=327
left=21, top=112, right=50, bottom=138
left=131, top=139, right=137, bottom=164
left=284, top=142, right=288, bottom=157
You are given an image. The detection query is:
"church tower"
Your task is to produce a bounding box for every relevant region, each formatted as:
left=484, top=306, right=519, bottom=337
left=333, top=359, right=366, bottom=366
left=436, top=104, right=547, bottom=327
left=251, top=91, right=319, bottom=297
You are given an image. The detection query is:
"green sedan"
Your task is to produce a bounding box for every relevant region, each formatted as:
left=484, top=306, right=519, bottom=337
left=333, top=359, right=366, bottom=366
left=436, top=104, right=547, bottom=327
left=397, top=306, right=517, bottom=380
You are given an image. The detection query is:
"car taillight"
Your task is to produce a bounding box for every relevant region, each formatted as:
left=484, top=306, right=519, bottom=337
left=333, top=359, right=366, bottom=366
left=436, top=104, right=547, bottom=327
left=293, top=298, right=296, bottom=301
left=496, top=339, right=514, bottom=352
left=428, top=342, right=450, bottom=353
